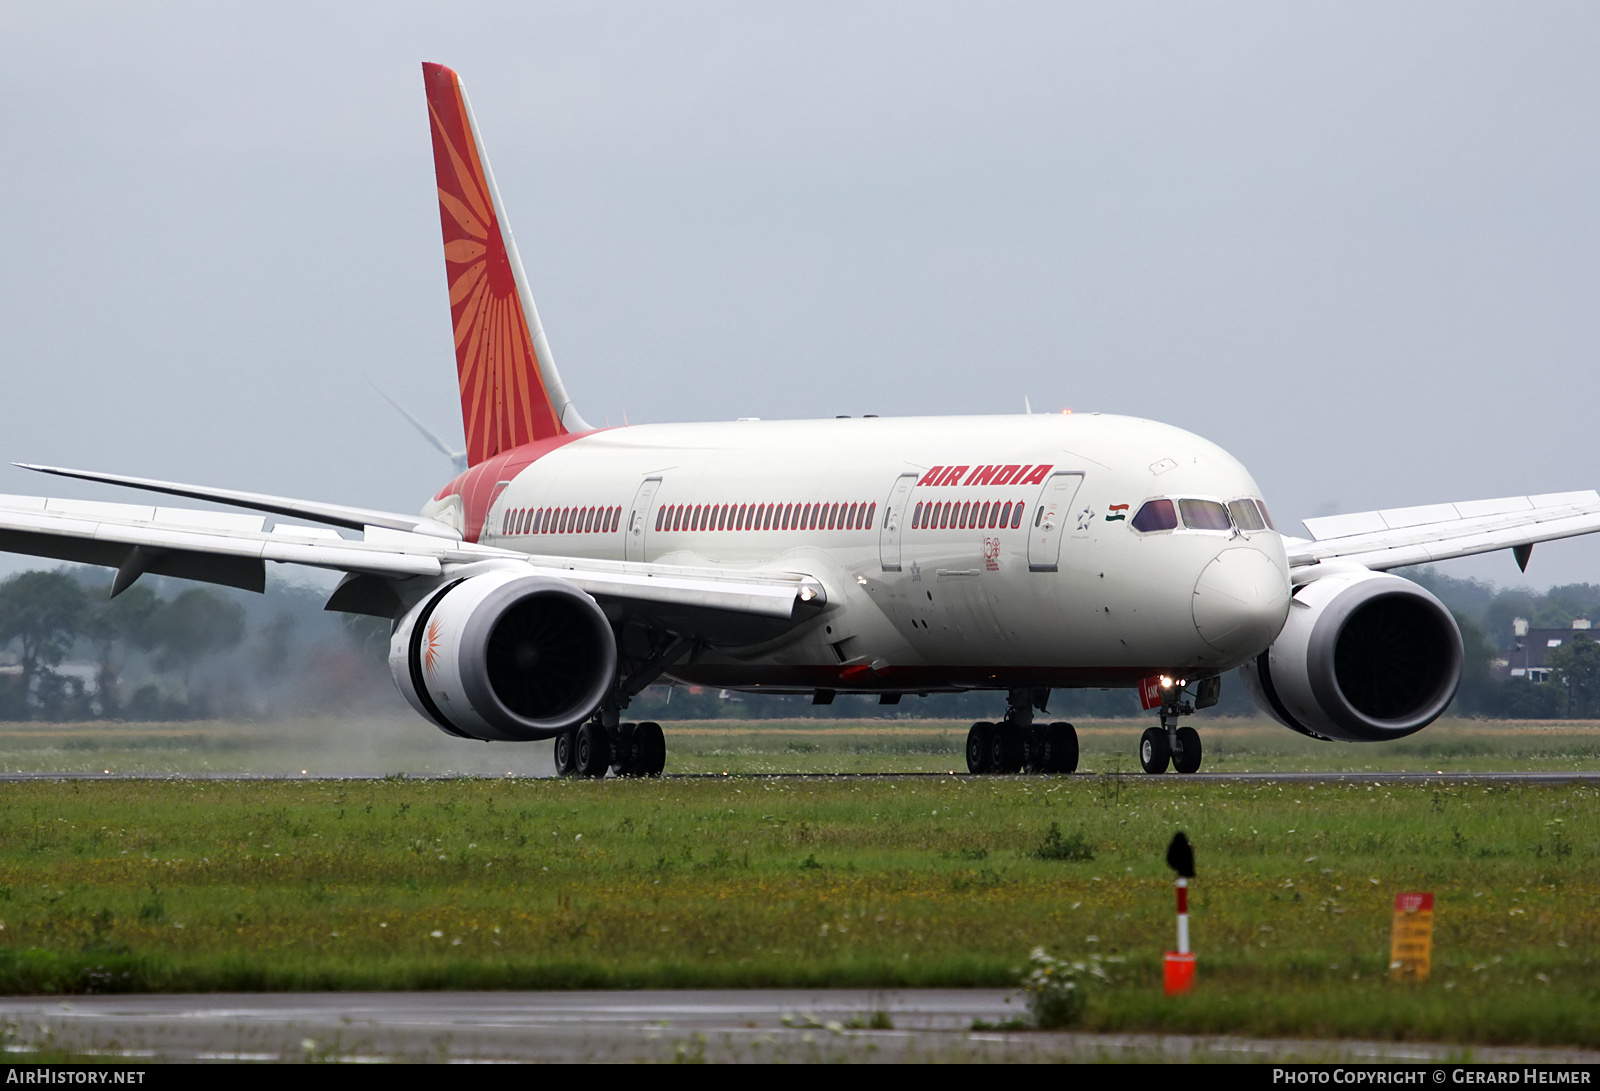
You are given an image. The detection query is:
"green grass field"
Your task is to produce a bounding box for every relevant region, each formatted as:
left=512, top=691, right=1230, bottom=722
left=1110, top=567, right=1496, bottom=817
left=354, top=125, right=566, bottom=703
left=0, top=770, right=1592, bottom=1048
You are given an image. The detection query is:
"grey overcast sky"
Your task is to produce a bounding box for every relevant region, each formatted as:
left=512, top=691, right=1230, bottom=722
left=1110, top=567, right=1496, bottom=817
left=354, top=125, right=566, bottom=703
left=3, top=3, right=1599, bottom=590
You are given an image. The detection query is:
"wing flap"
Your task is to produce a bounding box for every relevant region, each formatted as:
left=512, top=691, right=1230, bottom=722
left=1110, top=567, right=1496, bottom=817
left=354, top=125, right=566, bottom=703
left=0, top=528, right=266, bottom=593
left=0, top=499, right=447, bottom=581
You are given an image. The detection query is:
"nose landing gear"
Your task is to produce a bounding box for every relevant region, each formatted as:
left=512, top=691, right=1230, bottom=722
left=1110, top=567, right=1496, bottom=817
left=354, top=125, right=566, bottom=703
left=1139, top=676, right=1218, bottom=774
left=965, top=689, right=1079, bottom=775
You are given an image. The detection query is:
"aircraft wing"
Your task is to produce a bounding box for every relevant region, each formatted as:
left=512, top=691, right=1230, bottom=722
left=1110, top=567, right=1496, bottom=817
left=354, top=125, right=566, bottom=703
left=1283, top=490, right=1600, bottom=578
left=0, top=492, right=822, bottom=623
left=15, top=463, right=463, bottom=538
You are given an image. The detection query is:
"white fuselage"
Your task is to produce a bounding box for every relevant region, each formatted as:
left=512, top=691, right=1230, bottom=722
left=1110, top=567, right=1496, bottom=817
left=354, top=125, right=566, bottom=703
left=426, top=413, right=1293, bottom=695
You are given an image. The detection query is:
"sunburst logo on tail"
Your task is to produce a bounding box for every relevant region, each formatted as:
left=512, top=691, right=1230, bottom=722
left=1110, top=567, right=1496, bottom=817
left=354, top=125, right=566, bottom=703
left=423, top=63, right=566, bottom=466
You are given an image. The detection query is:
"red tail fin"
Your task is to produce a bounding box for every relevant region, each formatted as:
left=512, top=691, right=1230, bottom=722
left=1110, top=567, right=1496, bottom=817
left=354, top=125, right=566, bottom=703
left=422, top=63, right=585, bottom=466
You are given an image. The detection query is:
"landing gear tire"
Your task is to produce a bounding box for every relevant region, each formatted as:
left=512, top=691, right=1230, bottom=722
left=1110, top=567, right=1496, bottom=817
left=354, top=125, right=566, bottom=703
left=1139, top=727, right=1171, bottom=775
left=1043, top=721, right=1079, bottom=774
left=966, top=722, right=995, bottom=773
left=575, top=722, right=611, bottom=778
left=553, top=729, right=577, bottom=776
left=1025, top=725, right=1046, bottom=772
left=1173, top=726, right=1202, bottom=774
left=612, top=722, right=639, bottom=777
left=636, top=721, right=666, bottom=777
left=994, top=724, right=1026, bottom=774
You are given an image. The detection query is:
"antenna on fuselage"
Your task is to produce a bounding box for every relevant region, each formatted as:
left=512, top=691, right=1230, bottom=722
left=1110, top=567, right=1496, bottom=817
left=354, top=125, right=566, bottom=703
left=1024, top=396, right=1033, bottom=415
left=366, top=378, right=468, bottom=475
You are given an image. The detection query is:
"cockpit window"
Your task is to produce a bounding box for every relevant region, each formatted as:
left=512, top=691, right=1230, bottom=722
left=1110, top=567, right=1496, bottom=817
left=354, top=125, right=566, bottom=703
left=1228, top=499, right=1266, bottom=531
left=1178, top=499, right=1231, bottom=531
left=1131, top=499, right=1178, bottom=532
left=1255, top=499, right=1277, bottom=531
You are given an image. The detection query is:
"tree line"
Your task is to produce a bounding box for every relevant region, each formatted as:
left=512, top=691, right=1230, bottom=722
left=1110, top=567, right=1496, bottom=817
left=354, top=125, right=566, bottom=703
left=3, top=562, right=1597, bottom=724
left=0, top=568, right=391, bottom=722
left=1404, top=567, right=1600, bottom=718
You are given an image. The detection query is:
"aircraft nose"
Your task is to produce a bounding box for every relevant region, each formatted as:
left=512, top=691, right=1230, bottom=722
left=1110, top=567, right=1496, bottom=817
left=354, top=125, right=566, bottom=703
left=1192, top=546, right=1291, bottom=660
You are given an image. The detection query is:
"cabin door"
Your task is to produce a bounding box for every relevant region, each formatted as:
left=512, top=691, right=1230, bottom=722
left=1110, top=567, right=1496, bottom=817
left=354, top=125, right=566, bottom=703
left=481, top=480, right=512, bottom=542
left=1027, top=472, right=1084, bottom=572
left=878, top=472, right=920, bottom=571
left=625, top=477, right=662, bottom=562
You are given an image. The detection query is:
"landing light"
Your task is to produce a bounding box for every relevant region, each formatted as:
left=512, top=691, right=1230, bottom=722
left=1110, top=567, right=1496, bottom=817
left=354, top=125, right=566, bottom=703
left=1160, top=676, right=1174, bottom=689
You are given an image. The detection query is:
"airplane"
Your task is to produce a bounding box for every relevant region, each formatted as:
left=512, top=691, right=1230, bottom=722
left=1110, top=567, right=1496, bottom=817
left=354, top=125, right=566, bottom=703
left=3, top=62, right=1600, bottom=778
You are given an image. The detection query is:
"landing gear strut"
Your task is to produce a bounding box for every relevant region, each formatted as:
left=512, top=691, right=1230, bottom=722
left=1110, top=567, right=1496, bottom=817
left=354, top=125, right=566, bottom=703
left=965, top=689, right=1078, bottom=775
left=556, top=627, right=692, bottom=778
left=1139, top=676, right=1216, bottom=774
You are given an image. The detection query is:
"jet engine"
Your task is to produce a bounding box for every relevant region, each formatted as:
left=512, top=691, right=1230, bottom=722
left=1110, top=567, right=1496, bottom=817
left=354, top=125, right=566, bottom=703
left=388, top=569, right=617, bottom=741
left=1239, top=570, right=1462, bottom=742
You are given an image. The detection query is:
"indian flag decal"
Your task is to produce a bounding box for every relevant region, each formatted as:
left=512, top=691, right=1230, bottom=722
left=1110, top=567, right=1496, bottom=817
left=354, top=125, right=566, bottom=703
left=1106, top=503, right=1129, bottom=522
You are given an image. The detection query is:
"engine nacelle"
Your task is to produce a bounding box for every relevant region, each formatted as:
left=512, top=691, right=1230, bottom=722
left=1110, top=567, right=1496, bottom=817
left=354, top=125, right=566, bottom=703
left=1240, top=570, right=1462, bottom=742
left=388, top=569, right=617, bottom=741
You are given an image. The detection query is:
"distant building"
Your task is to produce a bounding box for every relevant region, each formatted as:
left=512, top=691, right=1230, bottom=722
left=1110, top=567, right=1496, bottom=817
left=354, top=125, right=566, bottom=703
left=1508, top=617, right=1594, bottom=683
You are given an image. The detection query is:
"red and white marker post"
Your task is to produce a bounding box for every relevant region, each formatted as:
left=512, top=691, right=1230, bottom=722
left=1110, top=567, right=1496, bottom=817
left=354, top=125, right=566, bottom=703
left=1176, top=878, right=1190, bottom=953
left=1164, top=831, right=1197, bottom=996
left=1164, top=877, right=1196, bottom=996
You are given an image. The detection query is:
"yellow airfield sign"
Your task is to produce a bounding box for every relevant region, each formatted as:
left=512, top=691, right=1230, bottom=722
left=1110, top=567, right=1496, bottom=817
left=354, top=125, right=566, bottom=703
left=1389, top=891, right=1435, bottom=981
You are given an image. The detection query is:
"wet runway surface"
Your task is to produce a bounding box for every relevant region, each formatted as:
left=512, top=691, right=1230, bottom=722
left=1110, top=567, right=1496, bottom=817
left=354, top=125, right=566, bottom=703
left=0, top=771, right=1595, bottom=784
left=1, top=990, right=1596, bottom=1063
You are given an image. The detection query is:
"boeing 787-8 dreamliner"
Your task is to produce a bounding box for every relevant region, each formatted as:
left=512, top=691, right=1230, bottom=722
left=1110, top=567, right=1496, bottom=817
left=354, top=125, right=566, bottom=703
left=4, top=64, right=1598, bottom=776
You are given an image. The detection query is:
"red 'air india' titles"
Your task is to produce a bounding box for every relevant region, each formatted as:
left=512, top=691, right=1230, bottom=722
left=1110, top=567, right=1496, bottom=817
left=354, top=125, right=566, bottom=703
left=915, top=464, right=1054, bottom=488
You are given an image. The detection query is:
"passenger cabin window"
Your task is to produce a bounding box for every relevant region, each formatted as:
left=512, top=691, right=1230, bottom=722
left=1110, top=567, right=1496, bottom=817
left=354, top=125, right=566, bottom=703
left=1131, top=499, right=1178, bottom=532
left=1178, top=499, right=1232, bottom=531
left=644, top=498, right=878, bottom=534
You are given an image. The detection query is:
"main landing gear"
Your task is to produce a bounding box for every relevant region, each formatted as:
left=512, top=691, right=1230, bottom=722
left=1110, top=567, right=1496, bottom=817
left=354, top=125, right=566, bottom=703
left=554, top=720, right=667, bottom=778
left=556, top=627, right=692, bottom=778
left=1137, top=676, right=1218, bottom=774
left=965, top=688, right=1079, bottom=774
